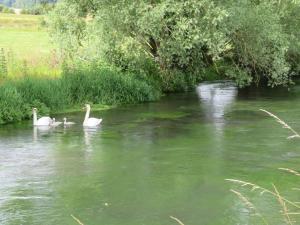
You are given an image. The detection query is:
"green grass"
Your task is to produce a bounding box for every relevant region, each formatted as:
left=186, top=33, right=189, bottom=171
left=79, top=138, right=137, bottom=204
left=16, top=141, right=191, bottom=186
left=0, top=65, right=161, bottom=124
left=0, top=13, right=60, bottom=77
left=0, top=13, right=43, bottom=30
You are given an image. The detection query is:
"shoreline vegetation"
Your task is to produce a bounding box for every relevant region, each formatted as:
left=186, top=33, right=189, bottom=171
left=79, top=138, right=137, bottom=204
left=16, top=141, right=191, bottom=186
left=1, top=0, right=300, bottom=124
left=0, top=65, right=160, bottom=124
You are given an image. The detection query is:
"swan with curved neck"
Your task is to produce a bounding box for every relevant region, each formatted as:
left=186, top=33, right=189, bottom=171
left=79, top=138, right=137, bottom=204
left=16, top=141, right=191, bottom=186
left=32, top=108, right=53, bottom=126
left=83, top=104, right=102, bottom=127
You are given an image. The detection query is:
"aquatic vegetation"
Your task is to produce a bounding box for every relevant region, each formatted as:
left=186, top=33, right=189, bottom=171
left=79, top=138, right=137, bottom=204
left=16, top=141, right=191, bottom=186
left=140, top=111, right=189, bottom=120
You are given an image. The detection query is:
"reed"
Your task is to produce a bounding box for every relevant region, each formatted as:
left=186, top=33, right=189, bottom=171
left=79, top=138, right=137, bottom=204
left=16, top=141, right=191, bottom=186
left=71, top=214, right=85, bottom=225
left=259, top=109, right=300, bottom=139
left=230, top=189, right=269, bottom=225
left=170, top=216, right=185, bottom=225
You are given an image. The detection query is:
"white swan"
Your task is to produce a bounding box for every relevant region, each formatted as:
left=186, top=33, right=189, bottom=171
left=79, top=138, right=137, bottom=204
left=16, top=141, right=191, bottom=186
left=32, top=108, right=53, bottom=126
left=51, top=118, right=62, bottom=127
left=63, top=117, right=75, bottom=126
left=83, top=104, right=102, bottom=127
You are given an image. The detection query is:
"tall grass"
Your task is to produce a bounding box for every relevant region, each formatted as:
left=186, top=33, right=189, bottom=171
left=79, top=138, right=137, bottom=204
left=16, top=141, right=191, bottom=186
left=0, top=48, right=7, bottom=78
left=227, top=109, right=300, bottom=224
left=0, top=64, right=161, bottom=124
left=63, top=65, right=160, bottom=105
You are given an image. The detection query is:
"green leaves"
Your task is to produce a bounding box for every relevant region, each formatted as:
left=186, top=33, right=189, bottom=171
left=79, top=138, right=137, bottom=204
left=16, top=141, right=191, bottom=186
left=48, top=0, right=300, bottom=88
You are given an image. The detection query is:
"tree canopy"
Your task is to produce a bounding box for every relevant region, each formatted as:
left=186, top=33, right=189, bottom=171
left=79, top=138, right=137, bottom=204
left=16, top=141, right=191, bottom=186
left=48, top=0, right=300, bottom=89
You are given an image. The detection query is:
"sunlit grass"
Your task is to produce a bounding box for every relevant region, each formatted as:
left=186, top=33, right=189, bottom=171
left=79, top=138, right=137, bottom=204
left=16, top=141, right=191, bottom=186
left=0, top=13, right=43, bottom=30
left=0, top=13, right=60, bottom=77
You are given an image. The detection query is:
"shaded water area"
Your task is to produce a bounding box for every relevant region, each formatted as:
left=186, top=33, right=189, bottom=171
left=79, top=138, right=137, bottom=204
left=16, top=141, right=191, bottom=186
left=1, top=81, right=300, bottom=225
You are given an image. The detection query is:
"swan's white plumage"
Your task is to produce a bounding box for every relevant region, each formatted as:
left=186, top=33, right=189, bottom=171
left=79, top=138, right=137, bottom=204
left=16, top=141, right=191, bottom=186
left=36, top=117, right=53, bottom=126
left=63, top=117, right=75, bottom=126
left=84, top=118, right=102, bottom=127
left=51, top=118, right=62, bottom=127
left=33, top=108, right=53, bottom=126
left=83, top=104, right=102, bottom=127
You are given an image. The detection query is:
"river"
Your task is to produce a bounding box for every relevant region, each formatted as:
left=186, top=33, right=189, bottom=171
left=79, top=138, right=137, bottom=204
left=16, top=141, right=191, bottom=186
left=0, top=81, right=299, bottom=225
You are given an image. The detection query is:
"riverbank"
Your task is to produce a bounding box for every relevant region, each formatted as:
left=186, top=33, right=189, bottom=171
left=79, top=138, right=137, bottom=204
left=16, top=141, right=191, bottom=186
left=0, top=65, right=161, bottom=124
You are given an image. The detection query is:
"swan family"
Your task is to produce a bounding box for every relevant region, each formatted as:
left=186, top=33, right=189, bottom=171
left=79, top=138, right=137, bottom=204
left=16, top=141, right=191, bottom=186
left=32, top=104, right=102, bottom=127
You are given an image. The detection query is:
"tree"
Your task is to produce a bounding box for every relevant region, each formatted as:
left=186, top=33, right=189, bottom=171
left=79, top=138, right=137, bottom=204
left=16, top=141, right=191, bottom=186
left=49, top=0, right=300, bottom=88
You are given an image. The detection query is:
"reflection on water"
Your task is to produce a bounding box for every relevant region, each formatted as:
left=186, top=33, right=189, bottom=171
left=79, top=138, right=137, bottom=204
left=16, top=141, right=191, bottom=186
left=33, top=126, right=54, bottom=142
left=0, top=82, right=299, bottom=225
left=0, top=130, right=55, bottom=224
left=197, top=81, right=237, bottom=132
left=83, top=127, right=101, bottom=151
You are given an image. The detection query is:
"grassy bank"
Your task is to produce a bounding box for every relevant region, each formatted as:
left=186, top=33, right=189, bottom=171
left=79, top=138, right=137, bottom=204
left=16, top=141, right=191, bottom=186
left=0, top=65, right=161, bottom=124
left=0, top=13, right=162, bottom=124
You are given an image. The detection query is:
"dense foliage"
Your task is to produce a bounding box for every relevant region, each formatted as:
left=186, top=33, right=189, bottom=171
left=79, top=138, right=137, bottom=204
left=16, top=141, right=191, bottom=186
left=0, top=64, right=160, bottom=124
left=49, top=0, right=300, bottom=88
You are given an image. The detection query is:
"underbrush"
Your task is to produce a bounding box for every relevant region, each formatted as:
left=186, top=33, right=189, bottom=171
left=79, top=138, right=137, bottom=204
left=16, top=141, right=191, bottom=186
left=0, top=65, right=161, bottom=124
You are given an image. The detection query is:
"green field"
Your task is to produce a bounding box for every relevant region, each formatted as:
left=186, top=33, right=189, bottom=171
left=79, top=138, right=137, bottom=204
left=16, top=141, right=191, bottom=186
left=0, top=13, right=60, bottom=77
left=0, top=13, right=43, bottom=30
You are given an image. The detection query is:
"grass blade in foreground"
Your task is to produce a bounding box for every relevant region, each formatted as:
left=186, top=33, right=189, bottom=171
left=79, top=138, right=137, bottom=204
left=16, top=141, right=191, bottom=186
left=259, top=109, right=300, bottom=139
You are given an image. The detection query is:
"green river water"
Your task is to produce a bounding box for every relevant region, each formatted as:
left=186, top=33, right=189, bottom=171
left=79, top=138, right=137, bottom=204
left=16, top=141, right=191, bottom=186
left=1, top=82, right=300, bottom=225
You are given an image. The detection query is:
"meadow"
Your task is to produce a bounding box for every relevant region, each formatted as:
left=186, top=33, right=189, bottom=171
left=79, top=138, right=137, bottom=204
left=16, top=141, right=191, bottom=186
left=0, top=13, right=60, bottom=77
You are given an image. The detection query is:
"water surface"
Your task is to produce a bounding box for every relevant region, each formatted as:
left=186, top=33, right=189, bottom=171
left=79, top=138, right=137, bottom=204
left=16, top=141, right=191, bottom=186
left=1, top=82, right=300, bottom=225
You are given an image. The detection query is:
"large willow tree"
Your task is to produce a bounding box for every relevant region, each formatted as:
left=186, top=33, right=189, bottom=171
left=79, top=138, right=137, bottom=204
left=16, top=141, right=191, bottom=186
left=49, top=0, right=300, bottom=88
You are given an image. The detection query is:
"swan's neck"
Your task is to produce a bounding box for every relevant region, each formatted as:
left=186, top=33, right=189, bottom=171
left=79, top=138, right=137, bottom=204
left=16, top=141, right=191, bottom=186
left=33, top=111, right=37, bottom=126
left=84, top=108, right=90, bottom=124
